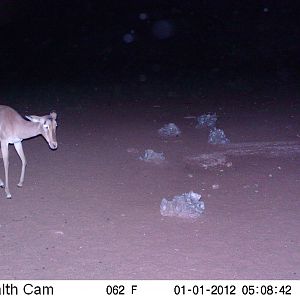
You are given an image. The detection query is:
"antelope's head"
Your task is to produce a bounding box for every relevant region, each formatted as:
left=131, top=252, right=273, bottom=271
left=26, top=111, right=58, bottom=150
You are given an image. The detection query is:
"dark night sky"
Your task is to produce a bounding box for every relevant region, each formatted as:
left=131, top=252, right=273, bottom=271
left=1, top=0, right=299, bottom=84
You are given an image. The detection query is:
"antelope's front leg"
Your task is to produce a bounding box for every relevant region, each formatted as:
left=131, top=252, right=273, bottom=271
left=1, top=141, right=11, bottom=198
left=14, top=142, right=27, bottom=187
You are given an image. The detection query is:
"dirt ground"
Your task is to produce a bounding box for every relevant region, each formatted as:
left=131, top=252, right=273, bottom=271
left=0, top=82, right=299, bottom=279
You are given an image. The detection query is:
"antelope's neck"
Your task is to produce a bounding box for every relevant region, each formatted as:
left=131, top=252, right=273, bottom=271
left=17, top=120, right=42, bottom=140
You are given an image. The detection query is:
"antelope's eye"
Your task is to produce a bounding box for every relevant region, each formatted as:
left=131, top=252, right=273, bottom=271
left=43, top=124, right=50, bottom=129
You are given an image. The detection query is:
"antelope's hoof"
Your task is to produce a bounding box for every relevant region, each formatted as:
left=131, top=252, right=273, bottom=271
left=6, top=193, right=12, bottom=199
left=17, top=183, right=23, bottom=188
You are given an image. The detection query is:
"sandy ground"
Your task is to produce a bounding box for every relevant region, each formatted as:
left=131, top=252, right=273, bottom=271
left=0, top=82, right=299, bottom=279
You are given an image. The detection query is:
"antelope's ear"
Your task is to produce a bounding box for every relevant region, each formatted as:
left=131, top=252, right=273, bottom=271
left=26, top=115, right=42, bottom=123
left=50, top=111, right=57, bottom=120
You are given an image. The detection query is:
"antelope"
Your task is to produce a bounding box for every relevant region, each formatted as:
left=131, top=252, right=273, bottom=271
left=0, top=105, right=58, bottom=199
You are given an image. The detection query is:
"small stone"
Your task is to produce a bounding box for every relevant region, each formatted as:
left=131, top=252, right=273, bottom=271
left=212, top=184, right=219, bottom=190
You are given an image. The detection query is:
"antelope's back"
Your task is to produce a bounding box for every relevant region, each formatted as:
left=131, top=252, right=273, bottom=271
left=0, top=105, right=24, bottom=140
